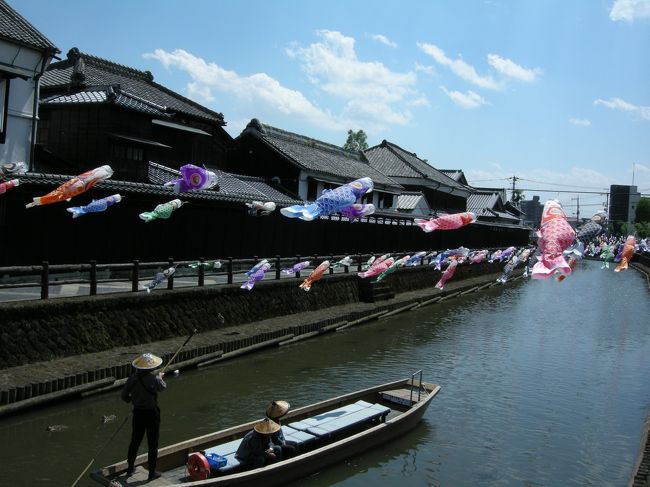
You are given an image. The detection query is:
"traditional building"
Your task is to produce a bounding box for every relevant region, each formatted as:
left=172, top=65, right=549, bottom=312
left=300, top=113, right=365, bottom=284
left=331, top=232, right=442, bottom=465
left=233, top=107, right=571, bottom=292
left=230, top=119, right=404, bottom=213
left=364, top=140, right=470, bottom=214
left=0, top=0, right=59, bottom=166
left=439, top=169, right=469, bottom=186
left=37, top=48, right=232, bottom=180
left=467, top=189, right=522, bottom=227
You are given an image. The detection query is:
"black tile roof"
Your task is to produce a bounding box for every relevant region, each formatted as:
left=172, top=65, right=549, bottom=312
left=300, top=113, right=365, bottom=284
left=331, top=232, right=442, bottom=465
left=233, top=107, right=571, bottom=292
left=397, top=192, right=425, bottom=210
left=439, top=169, right=467, bottom=183
left=42, top=87, right=167, bottom=117
left=40, top=48, right=224, bottom=124
left=240, top=119, right=403, bottom=191
left=0, top=0, right=58, bottom=53
left=365, top=140, right=469, bottom=192
left=467, top=191, right=501, bottom=212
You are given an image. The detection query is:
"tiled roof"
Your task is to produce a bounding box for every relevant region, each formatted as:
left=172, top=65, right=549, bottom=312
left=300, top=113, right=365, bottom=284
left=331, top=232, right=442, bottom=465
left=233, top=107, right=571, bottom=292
left=473, top=208, right=520, bottom=222
left=365, top=141, right=468, bottom=192
left=397, top=192, right=425, bottom=210
left=241, top=119, right=403, bottom=190
left=41, top=48, right=224, bottom=124
left=0, top=0, right=58, bottom=53
left=439, top=169, right=465, bottom=182
left=467, top=192, right=500, bottom=212
left=146, top=161, right=300, bottom=205
left=42, top=87, right=167, bottom=116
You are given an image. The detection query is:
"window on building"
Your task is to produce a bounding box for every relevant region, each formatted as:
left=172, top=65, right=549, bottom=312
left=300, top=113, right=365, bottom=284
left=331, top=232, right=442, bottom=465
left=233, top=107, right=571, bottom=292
left=0, top=77, right=10, bottom=144
left=384, top=194, right=394, bottom=208
left=110, top=142, right=144, bottom=162
left=307, top=180, right=318, bottom=201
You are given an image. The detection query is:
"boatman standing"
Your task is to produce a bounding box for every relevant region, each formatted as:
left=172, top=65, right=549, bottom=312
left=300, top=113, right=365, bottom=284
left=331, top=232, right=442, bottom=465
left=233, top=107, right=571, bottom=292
left=121, top=352, right=166, bottom=481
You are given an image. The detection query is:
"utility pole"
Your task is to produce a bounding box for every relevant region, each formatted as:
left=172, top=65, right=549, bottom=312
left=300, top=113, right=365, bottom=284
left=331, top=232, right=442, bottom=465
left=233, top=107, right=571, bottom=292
left=508, top=175, right=519, bottom=202
left=571, top=196, right=580, bottom=225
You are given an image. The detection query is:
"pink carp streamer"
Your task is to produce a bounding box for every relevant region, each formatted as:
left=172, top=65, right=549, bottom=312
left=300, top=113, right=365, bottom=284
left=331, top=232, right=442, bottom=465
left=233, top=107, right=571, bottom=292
left=415, top=212, right=476, bottom=233
left=435, top=260, right=458, bottom=290
left=531, top=200, right=575, bottom=280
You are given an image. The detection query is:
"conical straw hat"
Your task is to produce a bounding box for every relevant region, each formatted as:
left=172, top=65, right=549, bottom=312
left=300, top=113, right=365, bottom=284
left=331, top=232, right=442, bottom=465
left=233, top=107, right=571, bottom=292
left=266, top=400, right=290, bottom=419
left=132, top=353, right=163, bottom=370
left=254, top=418, right=280, bottom=434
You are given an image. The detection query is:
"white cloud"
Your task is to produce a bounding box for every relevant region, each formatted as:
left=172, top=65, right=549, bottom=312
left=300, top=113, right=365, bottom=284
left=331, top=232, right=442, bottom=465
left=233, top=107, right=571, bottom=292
left=569, top=118, right=592, bottom=126
left=287, top=30, right=420, bottom=126
left=440, top=86, right=489, bottom=109
left=144, top=48, right=346, bottom=130
left=594, top=97, right=650, bottom=120
left=610, top=0, right=650, bottom=22
left=371, top=34, right=397, bottom=48
left=418, top=42, right=500, bottom=90
left=414, top=62, right=436, bottom=76
left=487, top=54, right=541, bottom=82
left=409, top=96, right=430, bottom=107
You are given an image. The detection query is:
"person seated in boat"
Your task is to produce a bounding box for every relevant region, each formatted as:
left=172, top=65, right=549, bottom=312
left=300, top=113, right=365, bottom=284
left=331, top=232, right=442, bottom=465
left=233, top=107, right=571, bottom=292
left=266, top=400, right=296, bottom=457
left=235, top=418, right=282, bottom=469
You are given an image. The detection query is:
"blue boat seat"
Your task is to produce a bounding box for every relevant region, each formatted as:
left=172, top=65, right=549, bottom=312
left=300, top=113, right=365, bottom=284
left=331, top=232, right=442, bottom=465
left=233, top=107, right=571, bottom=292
left=281, top=425, right=317, bottom=448
left=288, top=400, right=390, bottom=438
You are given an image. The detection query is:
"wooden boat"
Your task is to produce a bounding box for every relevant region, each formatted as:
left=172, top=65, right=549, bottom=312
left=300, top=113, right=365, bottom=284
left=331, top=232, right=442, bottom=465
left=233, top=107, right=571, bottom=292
left=91, top=372, right=440, bottom=486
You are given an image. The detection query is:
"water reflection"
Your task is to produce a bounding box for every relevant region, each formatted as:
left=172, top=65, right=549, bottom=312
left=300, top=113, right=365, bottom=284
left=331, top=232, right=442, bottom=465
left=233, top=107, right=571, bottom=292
left=0, top=260, right=648, bottom=486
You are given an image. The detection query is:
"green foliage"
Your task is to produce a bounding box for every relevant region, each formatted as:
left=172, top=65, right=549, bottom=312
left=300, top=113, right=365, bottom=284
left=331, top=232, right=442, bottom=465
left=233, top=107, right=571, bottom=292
left=635, top=197, right=650, bottom=223
left=635, top=222, right=650, bottom=238
left=511, top=189, right=525, bottom=204
left=343, top=129, right=368, bottom=152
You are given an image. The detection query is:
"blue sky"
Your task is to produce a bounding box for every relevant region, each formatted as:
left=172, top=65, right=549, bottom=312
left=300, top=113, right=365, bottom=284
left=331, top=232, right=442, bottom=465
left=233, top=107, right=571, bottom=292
left=14, top=0, right=650, bottom=217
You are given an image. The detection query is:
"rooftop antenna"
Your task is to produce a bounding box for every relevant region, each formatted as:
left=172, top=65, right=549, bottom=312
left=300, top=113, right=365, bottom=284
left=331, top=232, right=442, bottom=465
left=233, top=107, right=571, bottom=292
left=632, top=163, right=635, bottom=186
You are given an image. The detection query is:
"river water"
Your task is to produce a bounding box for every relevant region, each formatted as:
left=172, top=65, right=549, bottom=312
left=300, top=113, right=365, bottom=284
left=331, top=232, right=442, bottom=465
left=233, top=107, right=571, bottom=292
left=1, top=259, right=649, bottom=487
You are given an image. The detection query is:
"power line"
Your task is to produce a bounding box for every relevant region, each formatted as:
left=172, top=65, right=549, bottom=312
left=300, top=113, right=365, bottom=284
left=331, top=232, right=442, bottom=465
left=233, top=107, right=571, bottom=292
left=517, top=177, right=608, bottom=191
left=468, top=178, right=510, bottom=183
left=515, top=187, right=609, bottom=195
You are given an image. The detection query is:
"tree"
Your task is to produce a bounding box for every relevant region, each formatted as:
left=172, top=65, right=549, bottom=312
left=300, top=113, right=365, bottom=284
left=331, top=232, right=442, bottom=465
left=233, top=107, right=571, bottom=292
left=635, top=197, right=650, bottom=223
left=343, top=129, right=368, bottom=152
left=511, top=189, right=525, bottom=204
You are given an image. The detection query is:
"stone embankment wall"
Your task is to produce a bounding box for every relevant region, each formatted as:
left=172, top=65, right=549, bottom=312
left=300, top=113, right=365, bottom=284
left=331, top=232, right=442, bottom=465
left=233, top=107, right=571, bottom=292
left=0, top=261, right=501, bottom=369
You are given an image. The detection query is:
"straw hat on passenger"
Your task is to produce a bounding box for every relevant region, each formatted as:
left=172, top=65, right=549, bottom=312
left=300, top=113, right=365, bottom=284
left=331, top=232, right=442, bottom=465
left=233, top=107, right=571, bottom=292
left=254, top=418, right=280, bottom=435
left=266, top=400, right=290, bottom=419
left=132, top=353, right=163, bottom=370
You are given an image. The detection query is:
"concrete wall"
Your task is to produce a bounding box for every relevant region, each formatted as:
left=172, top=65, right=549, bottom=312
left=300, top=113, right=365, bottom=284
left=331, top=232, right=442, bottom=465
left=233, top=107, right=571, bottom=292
left=0, top=260, right=502, bottom=369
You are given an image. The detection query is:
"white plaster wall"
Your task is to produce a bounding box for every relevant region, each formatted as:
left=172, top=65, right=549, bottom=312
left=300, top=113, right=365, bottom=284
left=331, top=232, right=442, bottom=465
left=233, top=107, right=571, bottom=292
left=0, top=77, right=36, bottom=164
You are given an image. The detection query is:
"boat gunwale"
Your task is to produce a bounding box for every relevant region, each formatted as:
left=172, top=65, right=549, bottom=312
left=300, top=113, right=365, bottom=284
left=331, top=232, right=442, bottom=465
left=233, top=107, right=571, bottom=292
left=91, top=378, right=440, bottom=486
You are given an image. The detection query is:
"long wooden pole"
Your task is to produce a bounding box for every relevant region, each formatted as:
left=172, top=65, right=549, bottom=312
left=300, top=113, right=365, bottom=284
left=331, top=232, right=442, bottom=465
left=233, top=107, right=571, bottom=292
left=70, top=328, right=198, bottom=487
left=161, top=329, right=198, bottom=374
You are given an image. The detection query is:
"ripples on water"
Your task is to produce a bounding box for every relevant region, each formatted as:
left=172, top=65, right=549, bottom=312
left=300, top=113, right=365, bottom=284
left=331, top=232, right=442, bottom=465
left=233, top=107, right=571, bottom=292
left=0, top=260, right=649, bottom=487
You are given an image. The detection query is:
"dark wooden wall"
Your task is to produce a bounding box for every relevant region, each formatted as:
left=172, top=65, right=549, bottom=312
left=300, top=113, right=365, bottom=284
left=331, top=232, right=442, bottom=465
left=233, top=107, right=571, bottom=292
left=37, top=105, right=231, bottom=180
left=0, top=185, right=529, bottom=266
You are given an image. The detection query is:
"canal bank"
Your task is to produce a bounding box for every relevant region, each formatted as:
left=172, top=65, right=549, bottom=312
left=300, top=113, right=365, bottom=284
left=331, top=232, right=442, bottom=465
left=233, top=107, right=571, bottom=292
left=0, top=261, right=514, bottom=416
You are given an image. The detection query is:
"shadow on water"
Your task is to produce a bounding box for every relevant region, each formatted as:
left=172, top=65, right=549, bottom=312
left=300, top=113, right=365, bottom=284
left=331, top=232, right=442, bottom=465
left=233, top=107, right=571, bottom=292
left=285, top=422, right=435, bottom=487
left=1, top=260, right=649, bottom=486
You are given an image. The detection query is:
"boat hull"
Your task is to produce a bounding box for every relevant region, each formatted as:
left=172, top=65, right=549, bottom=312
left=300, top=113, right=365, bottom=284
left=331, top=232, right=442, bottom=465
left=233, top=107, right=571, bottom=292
left=91, top=378, right=440, bottom=486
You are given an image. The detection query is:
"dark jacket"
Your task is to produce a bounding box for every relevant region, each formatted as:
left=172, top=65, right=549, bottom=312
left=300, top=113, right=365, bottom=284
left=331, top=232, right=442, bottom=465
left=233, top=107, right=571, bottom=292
left=121, top=371, right=166, bottom=409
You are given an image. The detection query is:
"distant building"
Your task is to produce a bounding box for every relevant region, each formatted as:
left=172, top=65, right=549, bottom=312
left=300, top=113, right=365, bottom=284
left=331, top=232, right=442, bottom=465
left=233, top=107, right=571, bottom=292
left=520, top=195, right=543, bottom=227
left=609, top=185, right=640, bottom=227
left=0, top=0, right=59, bottom=166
